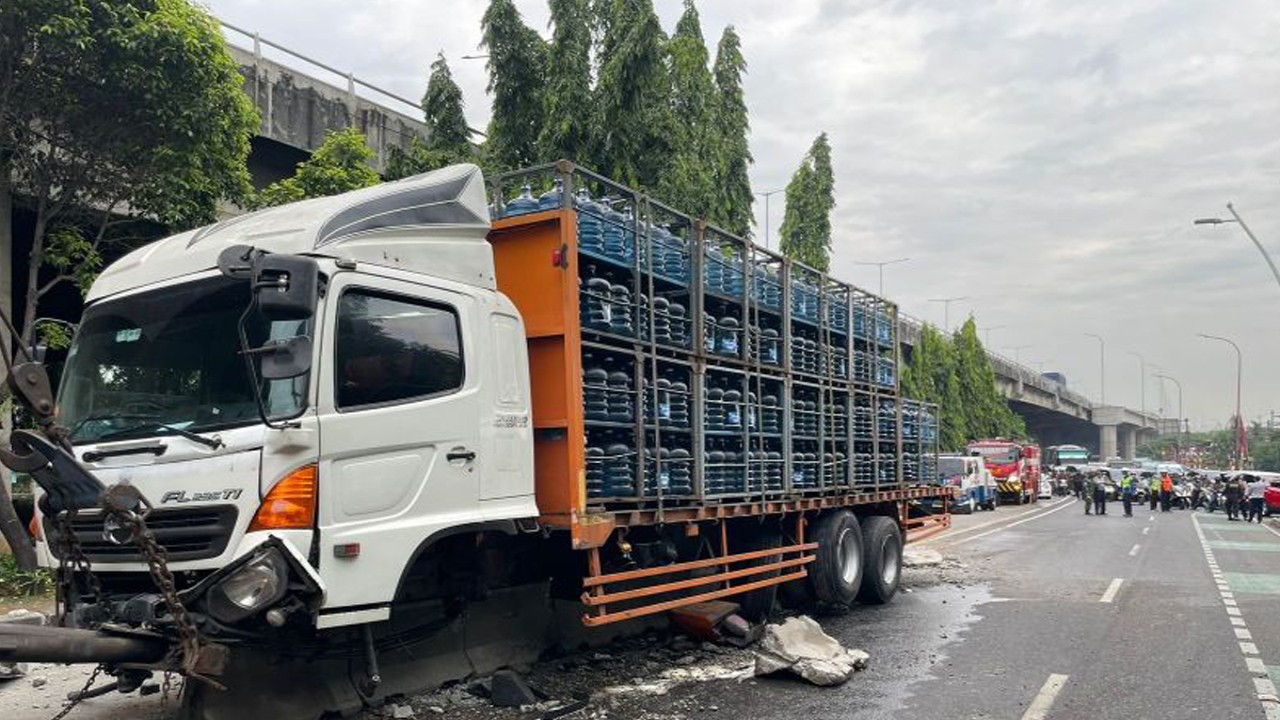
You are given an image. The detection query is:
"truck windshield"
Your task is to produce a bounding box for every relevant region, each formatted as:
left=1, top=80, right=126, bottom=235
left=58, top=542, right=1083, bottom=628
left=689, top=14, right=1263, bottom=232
left=58, top=276, right=310, bottom=444
left=938, top=458, right=967, bottom=478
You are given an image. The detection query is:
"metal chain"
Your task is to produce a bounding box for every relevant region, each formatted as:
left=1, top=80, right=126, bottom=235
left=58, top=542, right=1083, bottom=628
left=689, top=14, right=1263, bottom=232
left=52, top=511, right=103, bottom=624
left=116, top=512, right=212, bottom=684
left=47, top=664, right=102, bottom=720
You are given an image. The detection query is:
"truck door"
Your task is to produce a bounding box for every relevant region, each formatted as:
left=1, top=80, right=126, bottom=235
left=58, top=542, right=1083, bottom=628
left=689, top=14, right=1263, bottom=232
left=314, top=274, right=483, bottom=615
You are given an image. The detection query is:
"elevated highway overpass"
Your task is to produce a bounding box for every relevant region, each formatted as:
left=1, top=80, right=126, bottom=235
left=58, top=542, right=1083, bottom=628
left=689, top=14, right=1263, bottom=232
left=899, top=316, right=1160, bottom=459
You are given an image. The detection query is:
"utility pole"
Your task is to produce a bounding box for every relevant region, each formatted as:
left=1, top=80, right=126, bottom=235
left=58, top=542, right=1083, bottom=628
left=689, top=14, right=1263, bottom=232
left=927, top=296, right=968, bottom=332
left=1127, top=351, right=1146, bottom=421
left=756, top=189, right=783, bottom=251
left=852, top=258, right=910, bottom=297
left=1155, top=373, right=1183, bottom=463
left=981, top=325, right=1005, bottom=347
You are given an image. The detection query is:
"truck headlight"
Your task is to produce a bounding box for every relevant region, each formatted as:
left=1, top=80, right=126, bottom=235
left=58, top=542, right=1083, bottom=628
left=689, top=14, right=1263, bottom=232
left=208, top=547, right=288, bottom=624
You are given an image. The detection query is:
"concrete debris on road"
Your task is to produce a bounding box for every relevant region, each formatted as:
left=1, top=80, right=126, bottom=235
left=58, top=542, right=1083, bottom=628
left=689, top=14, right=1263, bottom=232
left=0, top=609, right=48, bottom=681
left=753, top=616, right=869, bottom=686
left=902, top=547, right=944, bottom=567
left=489, top=670, right=540, bottom=708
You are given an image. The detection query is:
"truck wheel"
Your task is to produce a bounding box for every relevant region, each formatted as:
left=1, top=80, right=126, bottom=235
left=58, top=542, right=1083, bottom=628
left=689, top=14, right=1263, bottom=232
left=857, top=516, right=903, bottom=605
left=807, top=511, right=863, bottom=607
left=736, top=525, right=782, bottom=621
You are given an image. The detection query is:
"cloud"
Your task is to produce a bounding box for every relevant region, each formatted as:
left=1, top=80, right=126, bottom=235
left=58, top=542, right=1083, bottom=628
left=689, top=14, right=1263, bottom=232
left=203, top=0, right=1280, bottom=430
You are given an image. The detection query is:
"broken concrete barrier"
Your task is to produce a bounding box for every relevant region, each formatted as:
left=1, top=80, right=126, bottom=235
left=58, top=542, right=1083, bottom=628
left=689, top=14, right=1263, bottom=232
left=753, top=616, right=869, bottom=686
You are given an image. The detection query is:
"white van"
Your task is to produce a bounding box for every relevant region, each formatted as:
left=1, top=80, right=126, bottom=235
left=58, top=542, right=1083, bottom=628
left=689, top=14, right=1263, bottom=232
left=935, top=454, right=998, bottom=513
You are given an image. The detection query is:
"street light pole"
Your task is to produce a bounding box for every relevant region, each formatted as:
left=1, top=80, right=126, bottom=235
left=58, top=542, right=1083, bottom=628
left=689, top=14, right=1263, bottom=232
left=927, top=296, right=968, bottom=332
left=852, top=258, right=910, bottom=297
left=981, top=325, right=1005, bottom=347
left=1155, top=373, right=1184, bottom=463
left=1195, top=204, right=1280, bottom=292
left=1083, top=333, right=1105, bottom=405
left=1198, top=333, right=1245, bottom=468
left=1127, top=350, right=1146, bottom=422
left=756, top=189, right=783, bottom=251
left=1004, top=345, right=1030, bottom=365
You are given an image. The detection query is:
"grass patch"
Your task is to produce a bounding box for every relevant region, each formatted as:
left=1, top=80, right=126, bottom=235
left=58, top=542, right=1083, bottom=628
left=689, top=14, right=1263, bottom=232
left=0, top=552, right=54, bottom=599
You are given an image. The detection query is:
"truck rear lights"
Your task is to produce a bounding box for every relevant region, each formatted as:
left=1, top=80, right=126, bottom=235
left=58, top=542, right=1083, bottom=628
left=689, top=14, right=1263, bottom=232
left=249, top=464, right=317, bottom=532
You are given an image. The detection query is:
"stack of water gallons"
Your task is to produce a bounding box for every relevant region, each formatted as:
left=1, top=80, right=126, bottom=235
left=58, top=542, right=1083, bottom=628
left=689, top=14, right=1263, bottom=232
left=901, top=399, right=939, bottom=485
left=494, top=167, right=912, bottom=503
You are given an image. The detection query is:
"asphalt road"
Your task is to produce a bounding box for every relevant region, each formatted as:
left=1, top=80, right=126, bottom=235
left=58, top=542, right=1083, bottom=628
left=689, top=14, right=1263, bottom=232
left=4, top=497, right=1279, bottom=720
left=680, top=495, right=1280, bottom=720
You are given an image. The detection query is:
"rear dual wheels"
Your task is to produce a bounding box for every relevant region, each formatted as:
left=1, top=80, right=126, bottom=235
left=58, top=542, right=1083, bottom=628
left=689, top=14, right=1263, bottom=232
left=806, top=512, right=903, bottom=608
left=808, top=511, right=865, bottom=606
left=857, top=516, right=903, bottom=605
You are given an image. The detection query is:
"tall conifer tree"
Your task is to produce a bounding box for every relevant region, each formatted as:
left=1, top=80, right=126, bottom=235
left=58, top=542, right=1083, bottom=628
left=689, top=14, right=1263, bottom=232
left=710, top=26, right=752, bottom=236
left=481, top=0, right=547, bottom=170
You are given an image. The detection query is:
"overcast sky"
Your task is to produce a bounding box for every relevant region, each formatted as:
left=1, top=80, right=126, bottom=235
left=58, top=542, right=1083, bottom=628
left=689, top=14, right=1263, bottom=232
left=204, top=0, right=1280, bottom=430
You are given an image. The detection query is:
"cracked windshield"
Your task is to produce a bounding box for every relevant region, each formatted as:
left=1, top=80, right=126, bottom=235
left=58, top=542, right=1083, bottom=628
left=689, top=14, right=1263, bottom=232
left=0, top=2, right=1276, bottom=720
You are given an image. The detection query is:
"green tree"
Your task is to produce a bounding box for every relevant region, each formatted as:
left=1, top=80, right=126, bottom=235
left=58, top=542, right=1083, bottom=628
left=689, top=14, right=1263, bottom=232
left=0, top=0, right=257, bottom=568
left=709, top=26, right=752, bottom=237
left=538, top=0, right=594, bottom=162
left=424, top=53, right=473, bottom=156
left=258, top=128, right=381, bottom=206
left=385, top=53, right=475, bottom=180
left=481, top=0, right=547, bottom=172
left=779, top=133, right=835, bottom=270
left=592, top=0, right=673, bottom=189
left=656, top=0, right=716, bottom=217
left=951, top=318, right=1026, bottom=440
left=903, top=323, right=966, bottom=450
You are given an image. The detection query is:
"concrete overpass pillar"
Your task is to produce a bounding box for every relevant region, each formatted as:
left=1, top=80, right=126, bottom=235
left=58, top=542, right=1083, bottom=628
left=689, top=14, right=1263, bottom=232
left=1118, top=427, right=1136, bottom=460
left=1099, top=424, right=1118, bottom=461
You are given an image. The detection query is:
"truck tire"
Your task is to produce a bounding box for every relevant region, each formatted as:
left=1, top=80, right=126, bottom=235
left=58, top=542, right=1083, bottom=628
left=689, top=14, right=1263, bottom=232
left=857, top=515, right=903, bottom=605
left=736, top=525, right=783, bottom=621
left=807, top=511, right=863, bottom=607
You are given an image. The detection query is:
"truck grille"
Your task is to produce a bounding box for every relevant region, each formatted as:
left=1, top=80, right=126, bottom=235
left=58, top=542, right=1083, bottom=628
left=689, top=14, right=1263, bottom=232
left=45, top=505, right=238, bottom=563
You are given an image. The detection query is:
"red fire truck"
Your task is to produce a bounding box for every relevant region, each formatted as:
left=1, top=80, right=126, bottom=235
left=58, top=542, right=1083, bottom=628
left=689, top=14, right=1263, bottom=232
left=966, top=439, right=1041, bottom=504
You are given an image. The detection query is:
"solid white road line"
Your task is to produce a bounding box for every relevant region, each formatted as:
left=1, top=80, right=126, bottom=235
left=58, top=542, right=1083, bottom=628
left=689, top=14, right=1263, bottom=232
left=927, top=497, right=1073, bottom=543
left=1020, top=673, right=1070, bottom=720
left=949, top=498, right=1078, bottom=547
left=1100, top=578, right=1124, bottom=603
left=1129, top=544, right=1141, bottom=556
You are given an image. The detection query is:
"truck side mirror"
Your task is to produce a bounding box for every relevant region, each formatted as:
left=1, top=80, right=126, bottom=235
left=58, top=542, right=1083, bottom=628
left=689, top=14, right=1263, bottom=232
left=254, top=254, right=319, bottom=322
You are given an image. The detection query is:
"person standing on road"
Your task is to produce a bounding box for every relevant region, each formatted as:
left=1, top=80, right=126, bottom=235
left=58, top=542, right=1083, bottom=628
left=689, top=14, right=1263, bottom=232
left=1093, top=471, right=1108, bottom=515
left=1224, top=476, right=1242, bottom=521
left=1148, top=473, right=1160, bottom=511
left=1159, top=473, right=1173, bottom=512
left=1083, top=472, right=1095, bottom=515
left=1246, top=475, right=1268, bottom=523
left=1121, top=470, right=1136, bottom=518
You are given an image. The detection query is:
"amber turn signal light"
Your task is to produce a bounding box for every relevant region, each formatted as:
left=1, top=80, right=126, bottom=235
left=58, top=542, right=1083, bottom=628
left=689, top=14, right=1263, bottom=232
left=249, top=464, right=318, bottom=532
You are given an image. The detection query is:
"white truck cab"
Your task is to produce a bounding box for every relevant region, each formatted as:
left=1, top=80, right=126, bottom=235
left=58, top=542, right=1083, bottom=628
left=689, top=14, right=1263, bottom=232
left=38, top=164, right=538, bottom=634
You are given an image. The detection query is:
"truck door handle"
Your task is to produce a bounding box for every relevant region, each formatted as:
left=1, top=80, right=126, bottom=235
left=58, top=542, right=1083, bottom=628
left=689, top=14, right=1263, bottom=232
left=447, top=450, right=476, bottom=462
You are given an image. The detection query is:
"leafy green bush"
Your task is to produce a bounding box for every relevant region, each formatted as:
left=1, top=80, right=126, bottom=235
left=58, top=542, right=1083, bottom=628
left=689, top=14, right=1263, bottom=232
left=0, top=553, right=54, bottom=598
